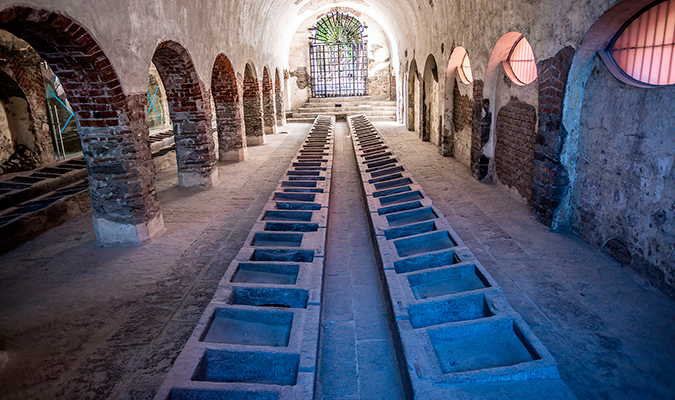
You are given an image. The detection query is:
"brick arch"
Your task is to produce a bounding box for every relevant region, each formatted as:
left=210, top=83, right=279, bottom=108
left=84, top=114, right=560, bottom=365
left=151, top=40, right=217, bottom=188
left=211, top=54, right=247, bottom=161
left=261, top=67, right=277, bottom=135
left=274, top=68, right=285, bottom=126
left=243, top=62, right=264, bottom=146
left=0, top=5, right=164, bottom=246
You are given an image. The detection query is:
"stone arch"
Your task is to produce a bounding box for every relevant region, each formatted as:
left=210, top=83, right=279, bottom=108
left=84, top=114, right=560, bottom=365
left=0, top=5, right=164, bottom=246
left=406, top=59, right=418, bottom=131
left=211, top=54, right=247, bottom=161
left=422, top=54, right=438, bottom=143
left=243, top=62, right=264, bottom=146
left=261, top=66, right=277, bottom=135
left=274, top=68, right=285, bottom=126
left=151, top=40, right=218, bottom=188
left=484, top=32, right=539, bottom=201
left=443, top=46, right=473, bottom=164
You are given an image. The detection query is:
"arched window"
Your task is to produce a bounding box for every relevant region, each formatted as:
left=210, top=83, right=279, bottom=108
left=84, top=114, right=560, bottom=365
left=505, top=36, right=537, bottom=85
left=604, top=0, right=675, bottom=86
left=309, top=12, right=368, bottom=97
left=458, top=53, right=474, bottom=84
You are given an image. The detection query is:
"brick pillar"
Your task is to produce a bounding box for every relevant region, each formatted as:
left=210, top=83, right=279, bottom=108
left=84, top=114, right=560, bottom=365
left=153, top=41, right=218, bottom=189
left=262, top=69, right=277, bottom=134
left=86, top=93, right=165, bottom=246
left=275, top=70, right=286, bottom=126
left=532, top=46, right=575, bottom=226
left=244, top=68, right=265, bottom=146
left=217, top=100, right=247, bottom=161
left=470, top=79, right=490, bottom=180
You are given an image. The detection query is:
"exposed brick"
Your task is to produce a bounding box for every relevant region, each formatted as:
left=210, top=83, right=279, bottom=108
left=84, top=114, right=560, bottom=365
left=243, top=64, right=264, bottom=140
left=212, top=54, right=246, bottom=158
left=261, top=67, right=276, bottom=132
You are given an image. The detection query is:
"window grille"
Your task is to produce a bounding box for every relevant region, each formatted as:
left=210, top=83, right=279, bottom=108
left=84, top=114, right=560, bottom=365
left=309, top=12, right=368, bottom=97
left=507, top=36, right=537, bottom=85
left=607, top=0, right=675, bottom=86
left=459, top=53, right=474, bottom=83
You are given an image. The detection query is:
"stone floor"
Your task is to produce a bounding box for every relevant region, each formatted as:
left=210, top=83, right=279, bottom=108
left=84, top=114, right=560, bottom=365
left=0, top=121, right=674, bottom=400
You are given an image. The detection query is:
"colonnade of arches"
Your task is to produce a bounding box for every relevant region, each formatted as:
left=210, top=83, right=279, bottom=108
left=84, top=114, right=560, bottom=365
left=0, top=5, right=287, bottom=246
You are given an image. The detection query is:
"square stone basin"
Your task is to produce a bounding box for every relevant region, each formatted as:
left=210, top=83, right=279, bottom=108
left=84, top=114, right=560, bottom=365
left=374, top=177, right=413, bottom=190
left=170, top=388, right=278, bottom=400
left=370, top=165, right=404, bottom=177
left=373, top=185, right=411, bottom=198
left=193, top=349, right=299, bottom=385
left=394, top=231, right=458, bottom=257
left=265, top=222, right=318, bottom=232
left=368, top=173, right=403, bottom=184
left=250, top=248, right=314, bottom=262
left=377, top=200, right=422, bottom=216
left=379, top=190, right=424, bottom=206
left=283, top=188, right=323, bottom=193
left=281, top=180, right=318, bottom=188
left=275, top=202, right=321, bottom=210
left=201, top=308, right=293, bottom=347
left=385, top=206, right=438, bottom=226
left=394, top=249, right=459, bottom=274
left=407, top=293, right=494, bottom=328
left=384, top=220, right=437, bottom=240
left=407, top=263, right=490, bottom=299
left=263, top=210, right=312, bottom=222
left=231, top=262, right=299, bottom=284
left=428, top=318, right=540, bottom=374
left=252, top=232, right=303, bottom=247
left=232, top=287, right=309, bottom=308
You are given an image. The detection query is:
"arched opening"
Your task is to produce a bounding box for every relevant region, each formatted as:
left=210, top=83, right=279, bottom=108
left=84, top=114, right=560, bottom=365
left=274, top=68, right=285, bottom=126
left=484, top=32, right=539, bottom=199
left=243, top=62, right=265, bottom=146
left=0, top=6, right=164, bottom=246
left=443, top=46, right=474, bottom=165
left=422, top=54, right=438, bottom=143
left=309, top=11, right=368, bottom=98
left=406, top=59, right=418, bottom=131
left=212, top=54, right=247, bottom=162
left=262, top=67, right=277, bottom=135
left=146, top=62, right=175, bottom=173
left=0, top=69, right=35, bottom=171
left=151, top=40, right=218, bottom=189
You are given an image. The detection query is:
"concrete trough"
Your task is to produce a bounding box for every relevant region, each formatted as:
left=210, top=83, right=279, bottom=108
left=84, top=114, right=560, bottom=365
left=155, top=116, right=334, bottom=400
left=346, top=114, right=573, bottom=399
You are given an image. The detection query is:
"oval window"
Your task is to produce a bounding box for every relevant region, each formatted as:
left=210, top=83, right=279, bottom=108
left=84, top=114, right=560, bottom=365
left=506, top=36, right=537, bottom=85
left=606, top=0, right=675, bottom=86
left=458, top=53, right=474, bottom=83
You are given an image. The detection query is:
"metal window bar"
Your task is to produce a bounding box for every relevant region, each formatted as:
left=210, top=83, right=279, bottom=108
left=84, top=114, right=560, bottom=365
left=309, top=12, right=368, bottom=97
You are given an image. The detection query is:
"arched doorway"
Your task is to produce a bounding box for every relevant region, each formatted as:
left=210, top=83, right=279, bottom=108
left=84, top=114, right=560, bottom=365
left=309, top=12, right=368, bottom=98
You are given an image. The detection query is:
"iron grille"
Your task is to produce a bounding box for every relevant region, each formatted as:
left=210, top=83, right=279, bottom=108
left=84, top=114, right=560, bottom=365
left=310, top=12, right=368, bottom=97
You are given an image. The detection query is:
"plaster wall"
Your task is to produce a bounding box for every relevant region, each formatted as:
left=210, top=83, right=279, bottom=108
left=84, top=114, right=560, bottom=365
left=571, top=56, right=675, bottom=295
left=0, top=103, right=11, bottom=163
left=287, top=8, right=392, bottom=109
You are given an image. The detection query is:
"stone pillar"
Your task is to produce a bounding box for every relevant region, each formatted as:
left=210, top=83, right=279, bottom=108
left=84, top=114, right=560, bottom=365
left=218, top=100, right=248, bottom=161
left=275, top=90, right=286, bottom=126
left=86, top=93, right=165, bottom=246
left=262, top=74, right=277, bottom=135
left=244, top=77, right=265, bottom=146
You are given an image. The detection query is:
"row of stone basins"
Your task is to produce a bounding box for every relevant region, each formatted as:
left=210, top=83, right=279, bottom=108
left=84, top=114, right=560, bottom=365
left=347, top=115, right=578, bottom=400
left=155, top=116, right=335, bottom=400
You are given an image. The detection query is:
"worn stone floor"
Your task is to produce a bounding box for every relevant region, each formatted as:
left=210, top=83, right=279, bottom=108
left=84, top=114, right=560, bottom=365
left=374, top=121, right=675, bottom=400
left=0, top=125, right=310, bottom=400
left=0, top=120, right=674, bottom=400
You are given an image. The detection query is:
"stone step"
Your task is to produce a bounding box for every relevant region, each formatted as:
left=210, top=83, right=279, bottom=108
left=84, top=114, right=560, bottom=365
left=298, top=106, right=397, bottom=113
left=303, top=101, right=396, bottom=108
left=307, top=95, right=371, bottom=103
left=292, top=111, right=396, bottom=119
left=288, top=115, right=396, bottom=123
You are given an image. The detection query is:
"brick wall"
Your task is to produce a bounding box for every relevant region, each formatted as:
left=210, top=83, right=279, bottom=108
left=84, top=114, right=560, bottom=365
left=495, top=98, right=537, bottom=201
left=243, top=65, right=264, bottom=142
left=212, top=54, right=246, bottom=159
left=532, top=46, right=575, bottom=225
left=0, top=6, right=162, bottom=228
left=152, top=41, right=217, bottom=185
left=452, top=82, right=473, bottom=167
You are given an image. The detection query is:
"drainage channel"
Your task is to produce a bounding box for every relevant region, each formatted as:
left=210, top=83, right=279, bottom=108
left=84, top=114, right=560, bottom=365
left=347, top=115, right=578, bottom=400
left=154, top=116, right=335, bottom=400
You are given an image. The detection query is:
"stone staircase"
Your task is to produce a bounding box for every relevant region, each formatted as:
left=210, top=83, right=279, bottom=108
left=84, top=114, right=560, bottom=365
left=287, top=96, right=397, bottom=123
